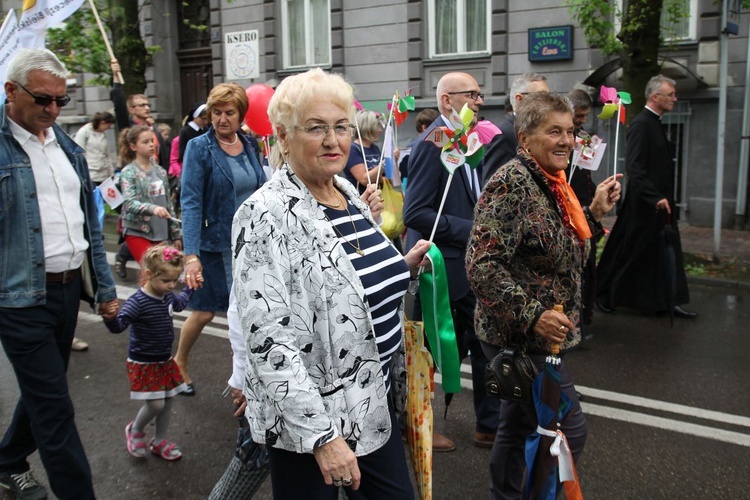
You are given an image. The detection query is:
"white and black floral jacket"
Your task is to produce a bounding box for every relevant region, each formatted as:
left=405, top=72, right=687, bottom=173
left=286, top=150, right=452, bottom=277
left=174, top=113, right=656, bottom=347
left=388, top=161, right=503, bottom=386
left=232, top=166, right=407, bottom=457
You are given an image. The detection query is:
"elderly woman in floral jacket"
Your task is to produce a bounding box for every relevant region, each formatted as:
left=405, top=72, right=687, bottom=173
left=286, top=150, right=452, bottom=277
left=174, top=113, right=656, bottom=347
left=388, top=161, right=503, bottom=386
left=232, top=68, right=430, bottom=499
left=466, top=92, right=621, bottom=499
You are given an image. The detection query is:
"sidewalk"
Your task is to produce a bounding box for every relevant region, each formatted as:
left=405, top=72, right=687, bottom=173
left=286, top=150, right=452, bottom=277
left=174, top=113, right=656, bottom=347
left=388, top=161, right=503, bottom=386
left=602, top=216, right=750, bottom=262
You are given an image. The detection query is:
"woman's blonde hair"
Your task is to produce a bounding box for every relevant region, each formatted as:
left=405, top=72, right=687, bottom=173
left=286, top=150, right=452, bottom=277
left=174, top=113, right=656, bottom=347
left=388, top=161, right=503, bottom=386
left=267, top=68, right=355, bottom=167
left=206, top=83, right=249, bottom=122
left=141, top=244, right=184, bottom=283
left=354, top=110, right=382, bottom=143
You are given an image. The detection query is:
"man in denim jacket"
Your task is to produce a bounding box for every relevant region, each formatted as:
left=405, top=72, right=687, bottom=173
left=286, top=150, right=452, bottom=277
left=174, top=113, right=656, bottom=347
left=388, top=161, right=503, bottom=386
left=0, top=48, right=118, bottom=500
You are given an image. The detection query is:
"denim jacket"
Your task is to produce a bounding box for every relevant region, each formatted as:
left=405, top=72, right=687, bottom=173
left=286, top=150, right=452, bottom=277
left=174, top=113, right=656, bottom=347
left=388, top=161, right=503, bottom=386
left=181, top=128, right=265, bottom=255
left=0, top=104, right=116, bottom=308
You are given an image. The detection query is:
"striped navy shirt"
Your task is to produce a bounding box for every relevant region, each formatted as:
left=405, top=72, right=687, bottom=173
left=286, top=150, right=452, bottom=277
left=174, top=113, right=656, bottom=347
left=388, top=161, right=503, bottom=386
left=322, top=197, right=409, bottom=392
left=105, top=287, right=194, bottom=362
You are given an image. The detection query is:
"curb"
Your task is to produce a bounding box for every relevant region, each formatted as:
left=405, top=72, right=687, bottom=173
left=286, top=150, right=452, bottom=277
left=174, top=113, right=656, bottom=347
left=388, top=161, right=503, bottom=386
left=687, top=275, right=750, bottom=291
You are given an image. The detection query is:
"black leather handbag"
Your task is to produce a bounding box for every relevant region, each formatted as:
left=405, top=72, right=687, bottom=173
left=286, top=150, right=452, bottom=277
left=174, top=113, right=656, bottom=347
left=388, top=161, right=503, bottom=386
left=485, top=347, right=538, bottom=402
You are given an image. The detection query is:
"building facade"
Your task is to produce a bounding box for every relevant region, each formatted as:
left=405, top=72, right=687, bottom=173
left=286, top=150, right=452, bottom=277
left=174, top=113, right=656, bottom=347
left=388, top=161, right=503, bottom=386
left=1, top=0, right=748, bottom=227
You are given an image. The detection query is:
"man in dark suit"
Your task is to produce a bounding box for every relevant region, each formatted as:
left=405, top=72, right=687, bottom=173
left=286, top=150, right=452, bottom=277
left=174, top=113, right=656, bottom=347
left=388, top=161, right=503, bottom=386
left=597, top=75, right=696, bottom=318
left=565, top=89, right=599, bottom=331
left=482, top=73, right=549, bottom=186
left=403, top=72, right=500, bottom=451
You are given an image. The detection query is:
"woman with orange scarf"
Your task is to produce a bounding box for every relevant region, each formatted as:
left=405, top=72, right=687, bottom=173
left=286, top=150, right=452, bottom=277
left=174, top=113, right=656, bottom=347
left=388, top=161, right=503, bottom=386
left=466, top=92, right=621, bottom=499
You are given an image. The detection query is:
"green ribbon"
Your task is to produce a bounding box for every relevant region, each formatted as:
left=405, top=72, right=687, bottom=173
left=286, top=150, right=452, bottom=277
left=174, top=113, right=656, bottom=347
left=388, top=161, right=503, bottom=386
left=419, top=245, right=461, bottom=394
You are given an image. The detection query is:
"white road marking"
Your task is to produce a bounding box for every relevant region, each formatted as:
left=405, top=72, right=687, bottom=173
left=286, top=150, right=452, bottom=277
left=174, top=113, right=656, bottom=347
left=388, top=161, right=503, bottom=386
left=582, top=402, right=750, bottom=448
left=434, top=369, right=750, bottom=446
left=100, top=252, right=750, bottom=447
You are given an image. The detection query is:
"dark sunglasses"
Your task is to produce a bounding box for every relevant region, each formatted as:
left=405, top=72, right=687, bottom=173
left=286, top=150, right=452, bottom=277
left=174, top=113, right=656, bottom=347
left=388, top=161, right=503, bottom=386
left=14, top=81, right=71, bottom=108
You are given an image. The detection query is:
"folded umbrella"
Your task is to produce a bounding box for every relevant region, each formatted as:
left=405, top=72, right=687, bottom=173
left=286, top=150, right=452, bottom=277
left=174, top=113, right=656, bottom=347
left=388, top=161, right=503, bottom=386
left=404, top=319, right=434, bottom=500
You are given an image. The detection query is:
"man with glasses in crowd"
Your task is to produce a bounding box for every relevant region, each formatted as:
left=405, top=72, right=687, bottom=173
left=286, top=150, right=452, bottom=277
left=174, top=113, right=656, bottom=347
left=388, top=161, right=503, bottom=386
left=109, top=59, right=172, bottom=278
left=0, top=48, right=118, bottom=500
left=404, top=72, right=500, bottom=452
left=597, top=75, right=696, bottom=319
left=565, top=89, right=599, bottom=337
left=482, top=72, right=549, bottom=185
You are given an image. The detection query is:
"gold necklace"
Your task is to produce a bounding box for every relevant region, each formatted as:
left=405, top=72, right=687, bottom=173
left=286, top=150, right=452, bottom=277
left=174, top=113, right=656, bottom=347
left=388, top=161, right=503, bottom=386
left=321, top=193, right=364, bottom=256
left=215, top=133, right=239, bottom=146
left=315, top=188, right=343, bottom=209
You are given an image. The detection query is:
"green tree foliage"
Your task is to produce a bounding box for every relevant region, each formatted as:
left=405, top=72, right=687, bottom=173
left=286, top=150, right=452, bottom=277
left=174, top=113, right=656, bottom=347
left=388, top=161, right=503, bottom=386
left=46, top=0, right=156, bottom=96
left=565, top=0, right=674, bottom=114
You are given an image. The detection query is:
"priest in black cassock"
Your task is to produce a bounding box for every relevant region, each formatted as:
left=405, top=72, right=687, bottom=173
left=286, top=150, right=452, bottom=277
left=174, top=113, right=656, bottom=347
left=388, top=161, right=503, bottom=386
left=596, top=75, right=696, bottom=319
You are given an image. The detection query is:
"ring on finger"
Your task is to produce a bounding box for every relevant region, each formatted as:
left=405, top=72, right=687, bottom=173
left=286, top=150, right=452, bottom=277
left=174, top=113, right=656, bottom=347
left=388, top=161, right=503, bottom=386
left=558, top=325, right=566, bottom=332
left=333, top=478, right=343, bottom=487
left=343, top=478, right=353, bottom=486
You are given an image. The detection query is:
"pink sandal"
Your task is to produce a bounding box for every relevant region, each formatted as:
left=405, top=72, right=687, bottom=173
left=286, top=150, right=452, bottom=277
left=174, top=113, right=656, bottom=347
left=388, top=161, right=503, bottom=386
left=149, top=438, right=182, bottom=461
left=125, top=422, right=147, bottom=458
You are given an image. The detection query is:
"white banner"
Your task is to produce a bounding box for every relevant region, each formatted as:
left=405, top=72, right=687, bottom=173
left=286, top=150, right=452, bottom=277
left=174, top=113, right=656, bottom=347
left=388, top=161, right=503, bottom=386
left=0, top=10, right=20, bottom=94
left=16, top=0, right=87, bottom=48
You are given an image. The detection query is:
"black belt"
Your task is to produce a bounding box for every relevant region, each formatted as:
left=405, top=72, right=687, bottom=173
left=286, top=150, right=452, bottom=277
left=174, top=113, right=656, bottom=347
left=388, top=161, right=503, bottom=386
left=46, top=268, right=80, bottom=284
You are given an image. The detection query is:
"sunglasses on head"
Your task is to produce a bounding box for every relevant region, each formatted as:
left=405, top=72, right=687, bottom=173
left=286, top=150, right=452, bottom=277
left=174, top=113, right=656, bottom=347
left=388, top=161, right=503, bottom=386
left=14, top=81, right=71, bottom=108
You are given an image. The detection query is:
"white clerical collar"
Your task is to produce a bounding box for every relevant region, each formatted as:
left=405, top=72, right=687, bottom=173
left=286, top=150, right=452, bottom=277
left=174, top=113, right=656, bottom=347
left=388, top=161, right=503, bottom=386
left=645, top=105, right=662, bottom=118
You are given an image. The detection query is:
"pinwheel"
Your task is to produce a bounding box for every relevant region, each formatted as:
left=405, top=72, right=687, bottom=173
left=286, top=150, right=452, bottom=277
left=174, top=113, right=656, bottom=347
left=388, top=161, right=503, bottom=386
left=569, top=131, right=605, bottom=184
left=389, top=90, right=416, bottom=127
left=423, top=103, right=485, bottom=174
left=597, top=85, right=631, bottom=177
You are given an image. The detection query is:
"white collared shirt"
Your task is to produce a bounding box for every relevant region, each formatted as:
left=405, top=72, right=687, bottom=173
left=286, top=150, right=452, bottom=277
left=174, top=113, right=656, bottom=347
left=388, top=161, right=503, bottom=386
left=8, top=118, right=88, bottom=273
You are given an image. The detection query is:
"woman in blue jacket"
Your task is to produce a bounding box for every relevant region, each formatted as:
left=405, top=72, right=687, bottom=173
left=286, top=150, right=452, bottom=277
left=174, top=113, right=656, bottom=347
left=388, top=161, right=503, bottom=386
left=176, top=83, right=266, bottom=394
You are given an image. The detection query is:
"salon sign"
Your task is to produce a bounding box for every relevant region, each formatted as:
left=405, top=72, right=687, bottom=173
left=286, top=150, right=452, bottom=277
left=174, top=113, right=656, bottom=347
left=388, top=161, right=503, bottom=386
left=528, top=26, right=573, bottom=62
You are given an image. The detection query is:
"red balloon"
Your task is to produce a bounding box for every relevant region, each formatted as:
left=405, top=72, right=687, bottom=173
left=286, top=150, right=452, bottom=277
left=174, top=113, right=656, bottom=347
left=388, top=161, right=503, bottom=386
left=244, top=84, right=275, bottom=136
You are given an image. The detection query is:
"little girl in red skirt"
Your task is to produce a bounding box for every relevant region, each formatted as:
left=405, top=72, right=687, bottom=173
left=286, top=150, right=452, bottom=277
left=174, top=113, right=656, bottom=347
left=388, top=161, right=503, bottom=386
left=105, top=244, right=202, bottom=460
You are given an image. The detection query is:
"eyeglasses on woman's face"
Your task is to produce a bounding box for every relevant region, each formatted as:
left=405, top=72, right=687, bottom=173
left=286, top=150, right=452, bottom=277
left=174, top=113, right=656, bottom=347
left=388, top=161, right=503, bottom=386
left=14, top=81, right=71, bottom=108
left=294, top=123, right=355, bottom=138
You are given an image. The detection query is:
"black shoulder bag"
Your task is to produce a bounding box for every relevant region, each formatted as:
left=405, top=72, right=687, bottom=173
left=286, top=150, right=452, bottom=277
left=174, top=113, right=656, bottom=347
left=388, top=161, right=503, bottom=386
left=485, top=347, right=538, bottom=403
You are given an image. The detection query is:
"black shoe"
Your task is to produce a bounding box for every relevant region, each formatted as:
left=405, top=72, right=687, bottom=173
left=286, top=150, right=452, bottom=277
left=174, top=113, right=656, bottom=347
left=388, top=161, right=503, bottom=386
left=0, top=470, right=48, bottom=500
left=673, top=306, right=697, bottom=319
left=114, top=258, right=127, bottom=279
left=595, top=302, right=616, bottom=314
left=180, top=383, right=195, bottom=396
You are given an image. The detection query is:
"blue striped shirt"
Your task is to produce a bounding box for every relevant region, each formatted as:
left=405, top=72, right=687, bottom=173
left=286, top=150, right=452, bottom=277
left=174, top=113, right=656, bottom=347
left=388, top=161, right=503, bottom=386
left=322, top=198, right=409, bottom=392
left=105, top=287, right=194, bottom=362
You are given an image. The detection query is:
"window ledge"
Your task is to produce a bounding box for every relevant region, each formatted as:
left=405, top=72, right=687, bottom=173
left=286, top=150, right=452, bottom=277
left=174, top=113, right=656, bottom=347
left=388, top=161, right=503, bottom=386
left=277, top=65, right=332, bottom=77
left=424, top=53, right=492, bottom=66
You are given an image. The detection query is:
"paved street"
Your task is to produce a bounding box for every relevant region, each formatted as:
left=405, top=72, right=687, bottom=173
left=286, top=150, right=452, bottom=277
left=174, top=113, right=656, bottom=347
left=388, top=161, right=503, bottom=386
left=2, top=248, right=750, bottom=498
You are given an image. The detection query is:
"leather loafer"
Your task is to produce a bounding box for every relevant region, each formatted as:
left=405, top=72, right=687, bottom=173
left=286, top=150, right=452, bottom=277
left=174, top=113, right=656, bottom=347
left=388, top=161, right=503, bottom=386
left=673, top=306, right=697, bottom=319
left=180, top=383, right=195, bottom=396
left=472, top=431, right=495, bottom=449
left=433, top=431, right=456, bottom=452
left=595, top=302, right=616, bottom=314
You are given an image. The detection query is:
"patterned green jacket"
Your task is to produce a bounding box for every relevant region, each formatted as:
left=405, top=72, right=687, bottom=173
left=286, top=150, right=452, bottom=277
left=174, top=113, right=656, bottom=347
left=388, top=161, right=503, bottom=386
left=119, top=160, right=181, bottom=241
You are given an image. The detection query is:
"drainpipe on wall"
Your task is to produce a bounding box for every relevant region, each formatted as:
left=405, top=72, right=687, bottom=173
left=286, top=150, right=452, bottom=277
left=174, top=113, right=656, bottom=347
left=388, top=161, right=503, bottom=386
left=735, top=30, right=750, bottom=229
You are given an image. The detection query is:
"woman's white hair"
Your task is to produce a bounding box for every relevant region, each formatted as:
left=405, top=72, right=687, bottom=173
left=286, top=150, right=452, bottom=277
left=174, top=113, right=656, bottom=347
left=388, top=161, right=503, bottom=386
left=267, top=68, right=355, bottom=168
left=7, top=48, right=68, bottom=85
